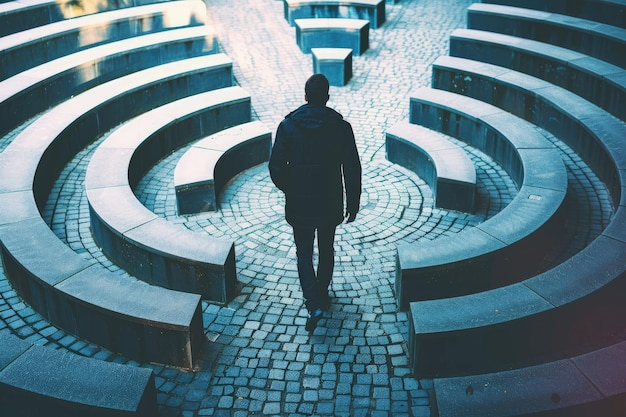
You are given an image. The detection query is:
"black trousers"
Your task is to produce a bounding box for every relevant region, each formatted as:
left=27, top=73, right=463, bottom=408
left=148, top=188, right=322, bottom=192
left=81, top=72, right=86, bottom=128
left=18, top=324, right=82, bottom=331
left=292, top=225, right=336, bottom=311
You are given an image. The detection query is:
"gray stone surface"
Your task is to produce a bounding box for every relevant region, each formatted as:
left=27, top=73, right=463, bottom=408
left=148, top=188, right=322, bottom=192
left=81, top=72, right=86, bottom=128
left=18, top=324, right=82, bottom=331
left=284, top=0, right=385, bottom=28
left=0, top=26, right=219, bottom=137
left=296, top=18, right=369, bottom=55
left=430, top=52, right=626, bottom=209
left=434, top=359, right=604, bottom=417
left=0, top=218, right=92, bottom=289
left=312, top=47, right=353, bottom=86
left=0, top=0, right=208, bottom=81
left=57, top=264, right=204, bottom=368
left=449, top=28, right=626, bottom=121
left=409, top=283, right=552, bottom=335
left=604, top=207, right=626, bottom=242
left=0, top=0, right=619, bottom=416
left=386, top=121, right=476, bottom=212
left=0, top=341, right=157, bottom=416
left=0, top=0, right=182, bottom=36
left=0, top=332, right=30, bottom=370
left=525, top=235, right=626, bottom=307
left=467, top=2, right=626, bottom=68
left=573, top=341, right=626, bottom=398
left=398, top=87, right=568, bottom=307
left=86, top=87, right=249, bottom=301
left=480, top=0, right=626, bottom=29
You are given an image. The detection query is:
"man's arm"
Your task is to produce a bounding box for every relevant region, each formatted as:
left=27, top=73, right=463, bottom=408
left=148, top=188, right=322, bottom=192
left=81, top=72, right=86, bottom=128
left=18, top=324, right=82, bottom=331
left=268, top=122, right=290, bottom=193
left=342, top=123, right=362, bottom=222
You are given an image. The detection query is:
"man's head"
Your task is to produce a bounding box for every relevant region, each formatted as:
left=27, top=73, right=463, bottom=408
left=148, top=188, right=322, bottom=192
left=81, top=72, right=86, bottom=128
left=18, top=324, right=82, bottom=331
left=305, top=74, right=330, bottom=106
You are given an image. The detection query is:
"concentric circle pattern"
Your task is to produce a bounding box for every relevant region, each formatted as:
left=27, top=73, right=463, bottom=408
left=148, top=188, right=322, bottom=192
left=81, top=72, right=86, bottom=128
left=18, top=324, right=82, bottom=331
left=0, top=0, right=615, bottom=416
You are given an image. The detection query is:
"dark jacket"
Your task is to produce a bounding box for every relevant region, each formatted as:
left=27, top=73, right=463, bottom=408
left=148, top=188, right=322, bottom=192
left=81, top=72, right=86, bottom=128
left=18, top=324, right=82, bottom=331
left=269, top=104, right=361, bottom=227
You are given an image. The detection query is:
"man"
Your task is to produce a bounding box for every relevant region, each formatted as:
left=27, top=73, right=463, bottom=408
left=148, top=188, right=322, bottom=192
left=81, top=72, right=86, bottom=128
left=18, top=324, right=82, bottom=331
left=269, top=74, right=362, bottom=332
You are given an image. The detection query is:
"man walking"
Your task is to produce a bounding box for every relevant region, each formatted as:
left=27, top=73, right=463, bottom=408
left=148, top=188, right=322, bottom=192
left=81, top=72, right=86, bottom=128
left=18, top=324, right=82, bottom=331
left=269, top=74, right=362, bottom=332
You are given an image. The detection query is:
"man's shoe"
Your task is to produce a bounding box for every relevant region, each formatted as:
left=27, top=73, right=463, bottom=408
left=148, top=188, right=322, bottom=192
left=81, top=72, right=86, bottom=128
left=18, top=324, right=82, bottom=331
left=305, top=308, right=323, bottom=332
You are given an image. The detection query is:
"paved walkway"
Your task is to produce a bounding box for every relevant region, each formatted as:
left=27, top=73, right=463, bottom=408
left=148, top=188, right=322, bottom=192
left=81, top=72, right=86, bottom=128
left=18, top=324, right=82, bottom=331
left=0, top=1, right=614, bottom=416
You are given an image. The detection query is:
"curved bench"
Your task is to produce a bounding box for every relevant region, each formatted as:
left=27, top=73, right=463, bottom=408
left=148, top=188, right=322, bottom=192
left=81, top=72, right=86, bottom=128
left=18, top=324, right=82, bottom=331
left=284, top=0, right=385, bottom=29
left=482, top=0, right=626, bottom=29
left=86, top=86, right=251, bottom=302
left=0, top=0, right=172, bottom=37
left=432, top=55, right=624, bottom=207
left=0, top=25, right=218, bottom=138
left=0, top=332, right=157, bottom=416
left=0, top=0, right=207, bottom=81
left=404, top=56, right=626, bottom=377
left=312, top=47, right=353, bottom=86
left=467, top=3, right=626, bottom=69
left=0, top=55, right=234, bottom=367
left=385, top=121, right=476, bottom=213
left=395, top=87, right=569, bottom=310
left=174, top=121, right=272, bottom=215
left=434, top=340, right=626, bottom=416
left=449, top=28, right=626, bottom=122
left=294, top=18, right=369, bottom=55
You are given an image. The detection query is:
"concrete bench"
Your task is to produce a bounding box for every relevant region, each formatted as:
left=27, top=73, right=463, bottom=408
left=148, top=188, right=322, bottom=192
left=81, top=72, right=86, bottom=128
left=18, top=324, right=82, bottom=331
left=0, top=212, right=204, bottom=369
left=86, top=86, right=251, bottom=303
left=295, top=18, right=369, bottom=55
left=0, top=0, right=207, bottom=81
left=395, top=87, right=568, bottom=310
left=404, top=56, right=626, bottom=377
left=433, top=340, right=626, bottom=416
left=312, top=47, right=353, bottom=86
left=432, top=55, right=625, bottom=208
left=284, top=0, right=385, bottom=29
left=0, top=56, right=235, bottom=368
left=174, top=121, right=272, bottom=215
left=449, top=28, right=626, bottom=122
left=0, top=333, right=158, bottom=416
left=0, top=0, right=173, bottom=37
left=482, top=0, right=626, bottom=29
left=0, top=25, right=218, bottom=138
left=386, top=121, right=476, bottom=213
left=467, top=3, right=626, bottom=69
left=408, top=223, right=626, bottom=377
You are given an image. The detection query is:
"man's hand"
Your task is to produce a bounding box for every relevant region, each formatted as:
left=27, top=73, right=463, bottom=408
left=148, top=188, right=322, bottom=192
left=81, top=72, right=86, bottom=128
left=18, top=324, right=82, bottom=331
left=344, top=211, right=357, bottom=223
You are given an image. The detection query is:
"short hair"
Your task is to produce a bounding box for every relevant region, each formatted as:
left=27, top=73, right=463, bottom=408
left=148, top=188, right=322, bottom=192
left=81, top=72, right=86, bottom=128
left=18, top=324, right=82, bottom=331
left=305, top=74, right=329, bottom=105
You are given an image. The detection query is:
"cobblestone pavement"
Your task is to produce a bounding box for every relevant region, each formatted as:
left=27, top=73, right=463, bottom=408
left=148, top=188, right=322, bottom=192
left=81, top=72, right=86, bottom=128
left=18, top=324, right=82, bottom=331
left=0, top=0, right=615, bottom=416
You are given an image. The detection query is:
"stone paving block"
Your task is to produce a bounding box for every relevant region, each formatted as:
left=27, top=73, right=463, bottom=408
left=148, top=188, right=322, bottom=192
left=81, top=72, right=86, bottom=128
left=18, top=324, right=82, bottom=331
left=1, top=0, right=621, bottom=416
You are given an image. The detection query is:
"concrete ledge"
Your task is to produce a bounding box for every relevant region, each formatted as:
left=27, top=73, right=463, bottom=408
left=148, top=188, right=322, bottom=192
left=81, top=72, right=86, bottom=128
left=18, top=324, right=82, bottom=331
left=449, top=28, right=626, bottom=122
left=407, top=60, right=626, bottom=376
left=295, top=18, right=369, bottom=55
left=434, top=341, right=626, bottom=416
left=0, top=25, right=219, bottom=138
left=0, top=56, right=235, bottom=367
left=0, top=215, right=204, bottom=369
left=312, top=47, right=353, bottom=86
left=386, top=121, right=476, bottom=213
left=395, top=87, right=568, bottom=310
left=0, top=0, right=207, bottom=81
left=174, top=121, right=272, bottom=214
left=0, top=333, right=157, bottom=417
left=408, top=232, right=626, bottom=376
left=481, top=0, right=626, bottom=29
left=0, top=0, right=173, bottom=37
left=86, top=87, right=251, bottom=303
left=467, top=3, right=626, bottom=69
left=284, top=0, right=385, bottom=29
left=432, top=55, right=626, bottom=208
